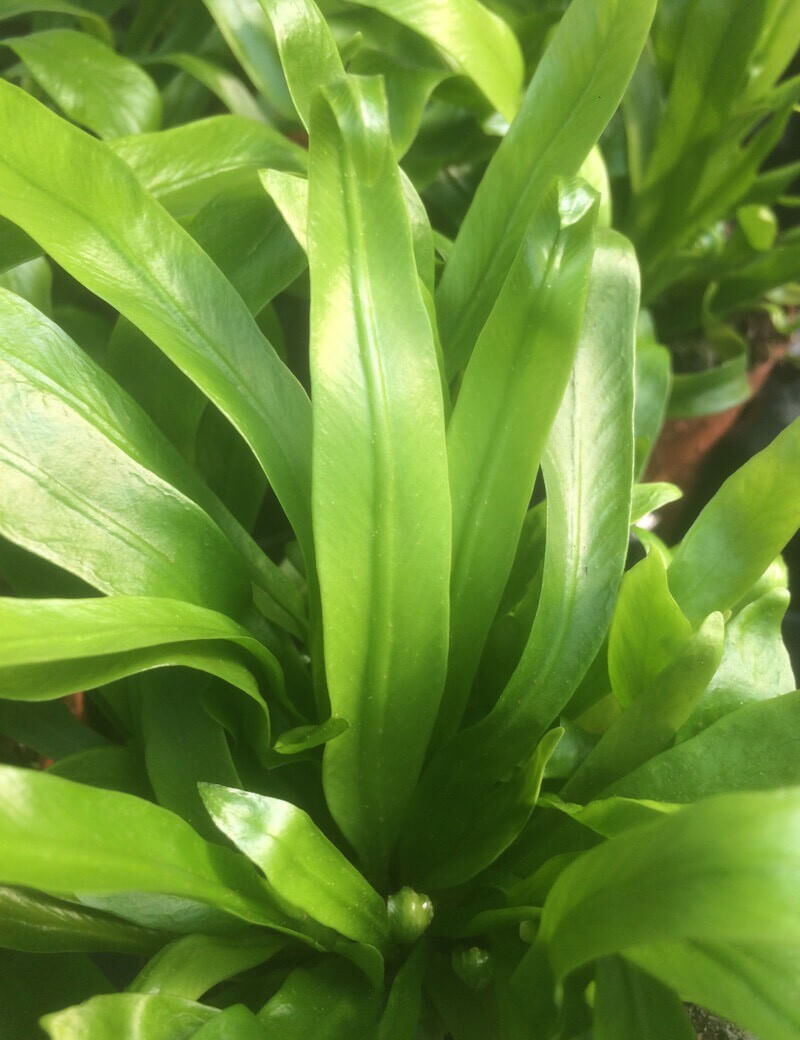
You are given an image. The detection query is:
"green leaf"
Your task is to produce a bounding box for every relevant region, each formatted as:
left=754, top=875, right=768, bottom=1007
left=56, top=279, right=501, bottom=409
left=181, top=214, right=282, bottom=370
left=141, top=674, right=243, bottom=841
left=0, top=310, right=252, bottom=617
left=593, top=956, right=694, bottom=1039
left=129, top=932, right=283, bottom=1000
left=261, top=0, right=345, bottom=130
left=436, top=0, right=656, bottom=376
left=633, top=335, right=671, bottom=476
left=608, top=549, right=692, bottom=708
left=344, top=0, right=523, bottom=122
left=186, top=177, right=306, bottom=315
left=528, top=791, right=800, bottom=1012
left=629, top=940, right=800, bottom=1040
left=0, top=1, right=112, bottom=44
left=0, top=765, right=299, bottom=931
left=400, top=231, right=637, bottom=884
left=260, top=168, right=308, bottom=249
left=438, top=179, right=597, bottom=740
left=610, top=691, right=800, bottom=802
left=0, top=884, right=162, bottom=954
left=0, top=597, right=282, bottom=752
left=3, top=29, right=161, bottom=137
left=423, top=728, right=564, bottom=890
left=0, top=83, right=314, bottom=557
left=0, top=950, right=112, bottom=1040
left=377, top=945, right=426, bottom=1040
left=713, top=232, right=800, bottom=316
left=200, top=783, right=389, bottom=948
left=0, top=699, right=106, bottom=761
left=0, top=289, right=304, bottom=632
left=192, top=1006, right=269, bottom=1040
left=49, top=746, right=153, bottom=799
left=630, top=482, right=682, bottom=522
left=737, top=203, right=778, bottom=251
left=667, top=352, right=752, bottom=419
left=308, top=77, right=451, bottom=873
left=0, top=254, right=52, bottom=314
left=109, top=115, right=305, bottom=219
left=678, top=588, right=794, bottom=739
left=668, top=419, right=800, bottom=624
left=42, top=993, right=217, bottom=1040
left=562, top=612, right=724, bottom=802
left=146, top=53, right=266, bottom=122
left=203, top=0, right=296, bottom=122
left=258, top=959, right=380, bottom=1037
left=272, top=716, right=348, bottom=754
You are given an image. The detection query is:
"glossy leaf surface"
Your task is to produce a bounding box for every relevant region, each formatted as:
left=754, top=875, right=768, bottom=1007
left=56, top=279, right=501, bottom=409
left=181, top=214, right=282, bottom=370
left=536, top=789, right=800, bottom=978
left=400, top=231, right=638, bottom=883
left=130, top=932, right=283, bottom=999
left=0, top=288, right=303, bottom=629
left=0, top=885, right=162, bottom=954
left=0, top=765, right=294, bottom=930
left=436, top=0, right=655, bottom=375
left=4, top=29, right=161, bottom=137
left=345, top=0, right=523, bottom=121
left=201, top=784, right=388, bottom=948
left=439, top=180, right=596, bottom=739
left=668, top=419, right=800, bottom=624
left=258, top=959, right=380, bottom=1037
left=0, top=83, right=314, bottom=555
left=308, top=77, right=450, bottom=872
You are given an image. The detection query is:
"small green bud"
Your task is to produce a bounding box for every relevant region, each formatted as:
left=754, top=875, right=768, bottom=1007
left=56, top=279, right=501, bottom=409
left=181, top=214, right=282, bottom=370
left=387, top=886, right=434, bottom=944
left=451, top=946, right=494, bottom=991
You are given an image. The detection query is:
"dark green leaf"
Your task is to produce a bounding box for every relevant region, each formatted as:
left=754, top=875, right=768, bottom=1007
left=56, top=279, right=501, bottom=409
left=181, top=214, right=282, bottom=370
left=593, top=956, right=694, bottom=1039
left=0, top=885, right=162, bottom=954
left=258, top=959, right=380, bottom=1037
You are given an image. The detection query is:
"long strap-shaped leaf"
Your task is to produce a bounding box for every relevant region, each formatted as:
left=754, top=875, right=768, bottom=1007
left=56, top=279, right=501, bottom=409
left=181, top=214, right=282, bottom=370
left=668, top=418, right=800, bottom=625
left=0, top=82, right=313, bottom=556
left=438, top=180, right=597, bottom=741
left=0, top=596, right=282, bottom=716
left=399, top=232, right=637, bottom=884
left=108, top=115, right=305, bottom=216
left=3, top=28, right=161, bottom=138
left=308, top=76, right=451, bottom=876
left=0, top=765, right=293, bottom=931
left=201, top=784, right=388, bottom=948
left=0, top=885, right=162, bottom=955
left=0, top=288, right=304, bottom=631
left=203, top=0, right=297, bottom=122
left=436, top=0, right=655, bottom=377
left=0, top=346, right=251, bottom=618
left=343, top=0, right=523, bottom=122
left=535, top=789, right=800, bottom=980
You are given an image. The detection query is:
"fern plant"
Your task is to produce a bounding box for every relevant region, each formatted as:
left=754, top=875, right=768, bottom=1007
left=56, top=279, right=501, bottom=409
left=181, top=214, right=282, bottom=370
left=1, top=1, right=800, bottom=1038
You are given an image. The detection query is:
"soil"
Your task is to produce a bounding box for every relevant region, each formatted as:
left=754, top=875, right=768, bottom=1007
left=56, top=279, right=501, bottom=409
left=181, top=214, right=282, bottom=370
left=688, top=1005, right=757, bottom=1040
